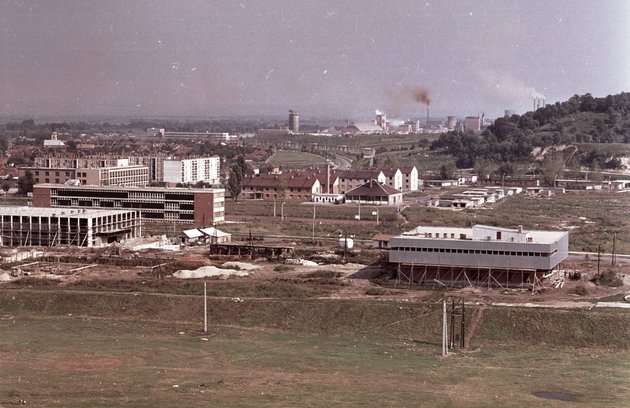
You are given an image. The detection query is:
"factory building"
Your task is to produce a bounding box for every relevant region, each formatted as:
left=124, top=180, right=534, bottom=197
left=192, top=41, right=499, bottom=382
left=32, top=184, right=225, bottom=226
left=0, top=206, right=141, bottom=247
left=385, top=224, right=568, bottom=287
left=163, top=157, right=221, bottom=185
left=463, top=116, right=481, bottom=132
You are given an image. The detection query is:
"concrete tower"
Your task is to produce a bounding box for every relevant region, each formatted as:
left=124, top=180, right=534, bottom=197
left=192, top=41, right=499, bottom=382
left=289, top=110, right=300, bottom=133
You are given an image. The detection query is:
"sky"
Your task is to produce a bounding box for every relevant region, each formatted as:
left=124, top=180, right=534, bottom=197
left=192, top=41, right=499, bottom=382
left=1, top=0, right=629, bottom=120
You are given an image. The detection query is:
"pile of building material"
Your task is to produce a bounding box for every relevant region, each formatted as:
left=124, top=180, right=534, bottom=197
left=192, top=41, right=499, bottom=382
left=173, top=265, right=250, bottom=279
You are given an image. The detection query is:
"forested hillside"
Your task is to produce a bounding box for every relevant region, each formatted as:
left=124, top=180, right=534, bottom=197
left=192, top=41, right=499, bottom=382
left=432, top=92, right=630, bottom=171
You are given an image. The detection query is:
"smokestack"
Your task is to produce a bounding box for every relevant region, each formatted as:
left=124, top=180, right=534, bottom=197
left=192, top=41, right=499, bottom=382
left=533, top=98, right=536, bottom=111
left=426, top=106, right=430, bottom=128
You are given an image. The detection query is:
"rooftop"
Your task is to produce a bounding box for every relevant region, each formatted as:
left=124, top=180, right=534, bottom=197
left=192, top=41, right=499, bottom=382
left=0, top=206, right=137, bottom=218
left=399, top=224, right=567, bottom=244
left=35, top=184, right=224, bottom=193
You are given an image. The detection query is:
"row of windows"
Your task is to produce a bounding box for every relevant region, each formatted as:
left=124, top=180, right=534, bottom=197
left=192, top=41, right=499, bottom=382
left=391, top=246, right=553, bottom=257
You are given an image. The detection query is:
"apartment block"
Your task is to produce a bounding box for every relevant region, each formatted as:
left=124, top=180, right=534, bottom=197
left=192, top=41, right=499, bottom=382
left=163, top=157, right=221, bottom=185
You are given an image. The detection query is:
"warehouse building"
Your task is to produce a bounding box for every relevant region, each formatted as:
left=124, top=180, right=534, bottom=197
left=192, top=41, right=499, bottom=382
left=386, top=224, right=568, bottom=288
left=32, top=184, right=225, bottom=226
left=0, top=206, right=141, bottom=247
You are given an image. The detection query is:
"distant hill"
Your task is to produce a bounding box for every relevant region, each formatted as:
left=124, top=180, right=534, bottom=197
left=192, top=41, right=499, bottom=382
left=432, top=92, right=630, bottom=171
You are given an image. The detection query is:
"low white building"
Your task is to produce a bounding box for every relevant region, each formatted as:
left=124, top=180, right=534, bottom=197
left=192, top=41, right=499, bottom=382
left=388, top=224, right=569, bottom=286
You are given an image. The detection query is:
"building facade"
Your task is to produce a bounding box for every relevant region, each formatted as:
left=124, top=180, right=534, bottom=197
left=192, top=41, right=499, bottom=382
left=33, top=185, right=225, bottom=225
left=463, top=116, right=481, bottom=132
left=77, top=166, right=149, bottom=187
left=399, top=166, right=419, bottom=192
left=241, top=174, right=321, bottom=201
left=163, top=157, right=221, bottom=185
left=0, top=206, right=141, bottom=247
left=337, top=170, right=386, bottom=193
left=388, top=224, right=569, bottom=287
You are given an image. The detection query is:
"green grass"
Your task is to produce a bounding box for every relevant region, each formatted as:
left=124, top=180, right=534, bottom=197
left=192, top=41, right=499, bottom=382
left=268, top=151, right=328, bottom=168
left=225, top=200, right=403, bottom=240
left=403, top=191, right=630, bottom=253
left=1, top=312, right=629, bottom=407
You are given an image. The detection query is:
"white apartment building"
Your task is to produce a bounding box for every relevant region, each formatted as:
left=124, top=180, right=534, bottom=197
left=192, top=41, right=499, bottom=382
left=163, top=157, right=221, bottom=185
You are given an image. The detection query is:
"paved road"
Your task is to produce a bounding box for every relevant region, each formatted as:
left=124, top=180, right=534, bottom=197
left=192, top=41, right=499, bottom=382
left=335, top=154, right=352, bottom=170
left=567, top=251, right=630, bottom=265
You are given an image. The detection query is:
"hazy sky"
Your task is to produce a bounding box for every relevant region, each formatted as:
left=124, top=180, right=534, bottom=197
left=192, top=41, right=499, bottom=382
left=1, top=0, right=629, bottom=119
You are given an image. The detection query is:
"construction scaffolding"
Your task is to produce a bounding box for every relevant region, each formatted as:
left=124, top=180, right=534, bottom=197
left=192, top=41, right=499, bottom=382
left=0, top=207, right=141, bottom=248
left=395, top=263, right=547, bottom=290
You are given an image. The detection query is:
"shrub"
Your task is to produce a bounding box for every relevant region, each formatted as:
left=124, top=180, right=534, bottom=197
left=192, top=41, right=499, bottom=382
left=273, top=265, right=294, bottom=272
left=573, top=285, right=588, bottom=296
left=365, top=287, right=387, bottom=296
left=591, top=270, right=623, bottom=287
left=300, top=270, right=341, bottom=279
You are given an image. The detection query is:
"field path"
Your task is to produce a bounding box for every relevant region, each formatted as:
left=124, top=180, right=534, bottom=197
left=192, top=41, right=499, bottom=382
left=464, top=305, right=485, bottom=349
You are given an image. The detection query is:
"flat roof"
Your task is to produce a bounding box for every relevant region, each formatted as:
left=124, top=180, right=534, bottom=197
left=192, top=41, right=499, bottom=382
left=34, top=184, right=224, bottom=193
left=0, top=206, right=137, bottom=218
left=398, top=224, right=567, bottom=244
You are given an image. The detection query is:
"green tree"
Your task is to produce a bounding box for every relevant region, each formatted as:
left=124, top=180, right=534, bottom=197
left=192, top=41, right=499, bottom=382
left=474, top=158, right=497, bottom=179
left=17, top=170, right=35, bottom=195
left=539, top=155, right=565, bottom=186
left=227, top=164, right=243, bottom=201
left=439, top=163, right=456, bottom=180
left=276, top=178, right=287, bottom=199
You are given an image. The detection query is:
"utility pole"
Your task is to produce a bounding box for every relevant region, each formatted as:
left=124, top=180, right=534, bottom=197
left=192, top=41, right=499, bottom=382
left=311, top=201, right=316, bottom=242
left=442, top=299, right=448, bottom=357
left=612, top=233, right=617, bottom=266
left=203, top=281, right=208, bottom=333
left=597, top=245, right=601, bottom=275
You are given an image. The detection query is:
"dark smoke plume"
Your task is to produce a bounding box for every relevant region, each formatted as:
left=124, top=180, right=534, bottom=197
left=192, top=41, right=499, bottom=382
left=409, top=86, right=431, bottom=106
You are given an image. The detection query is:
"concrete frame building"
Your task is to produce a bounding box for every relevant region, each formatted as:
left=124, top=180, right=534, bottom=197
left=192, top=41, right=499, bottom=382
left=386, top=224, right=568, bottom=288
left=32, top=185, right=225, bottom=226
left=163, top=157, right=221, bottom=185
left=29, top=156, right=169, bottom=184
left=0, top=206, right=141, bottom=247
left=76, top=165, right=149, bottom=187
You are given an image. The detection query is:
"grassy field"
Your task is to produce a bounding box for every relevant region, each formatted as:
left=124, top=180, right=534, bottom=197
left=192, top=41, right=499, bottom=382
left=1, top=296, right=629, bottom=407
left=268, top=151, right=328, bottom=168
left=225, top=191, right=630, bottom=253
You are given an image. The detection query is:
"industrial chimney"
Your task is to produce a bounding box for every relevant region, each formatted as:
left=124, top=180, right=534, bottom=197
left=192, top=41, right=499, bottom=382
left=426, top=106, right=430, bottom=129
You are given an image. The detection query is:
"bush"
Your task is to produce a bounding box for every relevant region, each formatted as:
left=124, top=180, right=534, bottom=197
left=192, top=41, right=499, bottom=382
left=273, top=265, right=294, bottom=272
left=300, top=270, right=341, bottom=279
left=591, top=270, right=623, bottom=287
left=365, top=287, right=388, bottom=296
left=573, top=285, right=588, bottom=296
